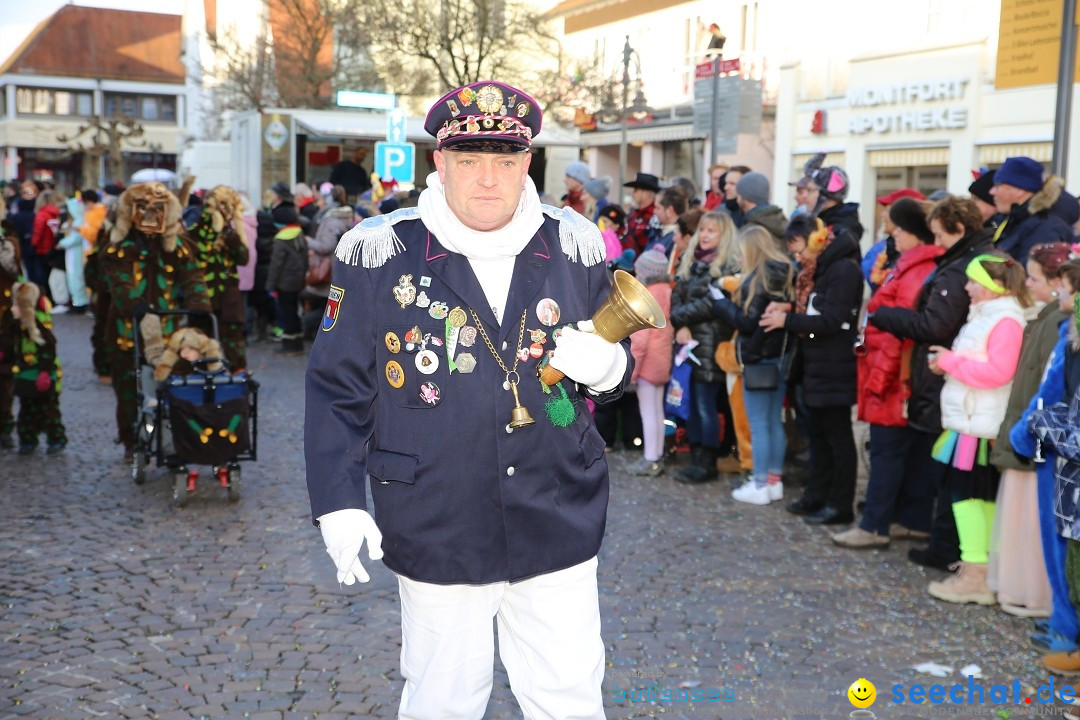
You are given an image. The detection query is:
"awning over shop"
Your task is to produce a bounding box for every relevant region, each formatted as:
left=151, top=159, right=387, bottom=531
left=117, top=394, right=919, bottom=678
left=579, top=123, right=705, bottom=147
left=289, top=109, right=581, bottom=147
left=977, top=141, right=1052, bottom=164
left=868, top=147, right=949, bottom=167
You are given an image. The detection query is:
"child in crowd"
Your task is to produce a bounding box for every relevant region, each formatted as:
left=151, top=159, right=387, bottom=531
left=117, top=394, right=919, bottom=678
left=711, top=225, right=796, bottom=504
left=670, top=211, right=742, bottom=484
left=987, top=243, right=1073, bottom=618
left=629, top=248, right=674, bottom=476
left=4, top=282, right=65, bottom=454
left=926, top=251, right=1030, bottom=604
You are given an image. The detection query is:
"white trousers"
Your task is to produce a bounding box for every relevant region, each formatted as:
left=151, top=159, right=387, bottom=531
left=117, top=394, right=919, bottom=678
left=397, top=557, right=606, bottom=720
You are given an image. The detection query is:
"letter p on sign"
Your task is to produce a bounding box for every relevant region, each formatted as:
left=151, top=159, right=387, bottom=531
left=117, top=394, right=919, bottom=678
left=375, top=141, right=416, bottom=184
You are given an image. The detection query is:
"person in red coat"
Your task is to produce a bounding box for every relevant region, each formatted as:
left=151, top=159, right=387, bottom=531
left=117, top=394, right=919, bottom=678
left=833, top=197, right=945, bottom=548
left=30, top=191, right=64, bottom=291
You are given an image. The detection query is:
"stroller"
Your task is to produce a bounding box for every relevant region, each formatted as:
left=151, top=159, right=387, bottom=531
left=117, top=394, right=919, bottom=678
left=130, top=308, right=258, bottom=507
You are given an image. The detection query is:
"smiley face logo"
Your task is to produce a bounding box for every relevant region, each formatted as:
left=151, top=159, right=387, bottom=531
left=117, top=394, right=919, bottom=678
left=847, top=678, right=876, bottom=709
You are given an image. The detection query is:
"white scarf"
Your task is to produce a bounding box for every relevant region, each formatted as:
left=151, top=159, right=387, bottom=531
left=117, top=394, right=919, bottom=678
left=417, top=171, right=544, bottom=260
left=418, top=171, right=544, bottom=321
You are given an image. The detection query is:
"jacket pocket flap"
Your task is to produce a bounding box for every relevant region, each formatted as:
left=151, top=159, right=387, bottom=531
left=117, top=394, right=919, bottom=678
left=369, top=449, right=418, bottom=485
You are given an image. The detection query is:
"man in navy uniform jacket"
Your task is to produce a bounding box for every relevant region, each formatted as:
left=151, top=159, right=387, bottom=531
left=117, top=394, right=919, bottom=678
left=305, top=81, right=632, bottom=719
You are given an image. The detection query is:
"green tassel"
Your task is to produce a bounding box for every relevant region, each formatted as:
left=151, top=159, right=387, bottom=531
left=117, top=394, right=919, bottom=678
left=545, top=383, right=577, bottom=427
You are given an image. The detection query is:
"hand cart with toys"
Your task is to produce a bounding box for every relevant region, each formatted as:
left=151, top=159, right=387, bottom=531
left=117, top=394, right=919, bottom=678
left=131, top=308, right=258, bottom=506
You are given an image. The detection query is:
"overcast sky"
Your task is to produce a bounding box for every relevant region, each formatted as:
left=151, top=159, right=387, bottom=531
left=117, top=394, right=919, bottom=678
left=0, top=0, right=187, bottom=67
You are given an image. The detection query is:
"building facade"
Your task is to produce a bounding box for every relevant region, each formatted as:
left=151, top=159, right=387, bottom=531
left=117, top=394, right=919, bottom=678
left=0, top=6, right=185, bottom=192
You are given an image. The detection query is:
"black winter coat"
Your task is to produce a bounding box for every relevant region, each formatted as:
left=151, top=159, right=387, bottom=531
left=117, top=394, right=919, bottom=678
left=819, top=202, right=865, bottom=245
left=870, top=230, right=994, bottom=433
left=712, top=260, right=794, bottom=366
left=995, top=177, right=1077, bottom=265
left=670, top=261, right=732, bottom=383
left=782, top=235, right=863, bottom=407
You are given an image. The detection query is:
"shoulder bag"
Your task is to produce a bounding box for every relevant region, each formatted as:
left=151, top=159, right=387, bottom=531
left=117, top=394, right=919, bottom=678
left=739, top=331, right=788, bottom=391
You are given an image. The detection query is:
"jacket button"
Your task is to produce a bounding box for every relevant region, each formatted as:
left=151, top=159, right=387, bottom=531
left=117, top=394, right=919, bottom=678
left=502, top=341, right=508, bottom=351
left=505, top=424, right=513, bottom=434
left=506, top=466, right=515, bottom=476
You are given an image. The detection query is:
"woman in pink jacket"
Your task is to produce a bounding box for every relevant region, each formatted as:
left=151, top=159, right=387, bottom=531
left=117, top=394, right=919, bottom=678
left=629, top=248, right=674, bottom=477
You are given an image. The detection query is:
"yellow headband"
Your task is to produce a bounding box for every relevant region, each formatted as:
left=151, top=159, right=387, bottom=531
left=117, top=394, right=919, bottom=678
left=965, top=254, right=1007, bottom=294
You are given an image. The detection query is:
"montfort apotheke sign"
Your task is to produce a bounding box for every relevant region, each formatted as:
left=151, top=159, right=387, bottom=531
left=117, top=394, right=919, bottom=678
left=847, top=78, right=969, bottom=134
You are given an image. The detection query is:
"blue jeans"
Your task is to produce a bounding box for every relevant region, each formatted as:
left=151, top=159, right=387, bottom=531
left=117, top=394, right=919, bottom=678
left=742, top=359, right=787, bottom=485
left=687, top=379, right=723, bottom=449
left=860, top=425, right=936, bottom=535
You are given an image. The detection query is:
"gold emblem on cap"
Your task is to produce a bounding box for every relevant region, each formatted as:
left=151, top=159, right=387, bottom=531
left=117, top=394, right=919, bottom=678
left=475, top=85, right=504, bottom=114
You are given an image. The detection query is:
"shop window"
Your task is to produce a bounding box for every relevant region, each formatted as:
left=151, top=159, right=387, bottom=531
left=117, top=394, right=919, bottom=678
left=874, top=165, right=948, bottom=201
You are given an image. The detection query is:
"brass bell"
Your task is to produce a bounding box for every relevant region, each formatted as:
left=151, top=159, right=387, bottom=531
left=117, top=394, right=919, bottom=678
left=508, top=382, right=535, bottom=428
left=540, top=269, right=668, bottom=387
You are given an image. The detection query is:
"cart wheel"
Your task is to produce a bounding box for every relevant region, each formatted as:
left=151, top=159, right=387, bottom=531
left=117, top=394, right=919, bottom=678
left=131, top=449, right=147, bottom=485
left=227, top=466, right=241, bottom=503
left=172, top=472, right=189, bottom=507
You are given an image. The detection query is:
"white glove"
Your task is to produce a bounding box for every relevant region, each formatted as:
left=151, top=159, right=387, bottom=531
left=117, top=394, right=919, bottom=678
left=318, top=508, right=384, bottom=585
left=549, top=319, right=626, bottom=390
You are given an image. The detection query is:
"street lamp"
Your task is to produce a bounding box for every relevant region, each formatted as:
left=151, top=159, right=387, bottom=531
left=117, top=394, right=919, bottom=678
left=617, top=35, right=649, bottom=199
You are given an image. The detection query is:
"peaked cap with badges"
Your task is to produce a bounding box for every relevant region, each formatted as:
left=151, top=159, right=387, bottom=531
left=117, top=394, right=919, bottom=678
left=424, top=81, right=542, bottom=153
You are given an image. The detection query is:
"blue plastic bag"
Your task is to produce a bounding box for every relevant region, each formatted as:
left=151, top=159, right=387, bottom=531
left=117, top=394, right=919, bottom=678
left=664, top=358, right=692, bottom=421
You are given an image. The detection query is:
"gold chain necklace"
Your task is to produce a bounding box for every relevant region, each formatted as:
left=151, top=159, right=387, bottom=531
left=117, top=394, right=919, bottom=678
left=469, top=308, right=534, bottom=428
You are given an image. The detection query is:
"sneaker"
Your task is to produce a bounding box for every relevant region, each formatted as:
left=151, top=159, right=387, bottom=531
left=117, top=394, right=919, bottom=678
left=46, top=442, right=66, bottom=455
left=889, top=524, right=930, bottom=541
left=927, top=562, right=996, bottom=605
left=732, top=480, right=771, bottom=506
left=832, top=526, right=890, bottom=549
left=1035, top=619, right=1053, bottom=634
left=1000, top=602, right=1050, bottom=618
left=1044, top=648, right=1080, bottom=676
left=51, top=305, right=69, bottom=315
left=632, top=457, right=664, bottom=477
left=1031, top=630, right=1079, bottom=654
left=767, top=481, right=784, bottom=501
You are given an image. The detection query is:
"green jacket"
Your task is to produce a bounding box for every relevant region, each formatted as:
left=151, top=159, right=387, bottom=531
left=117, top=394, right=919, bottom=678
left=99, top=231, right=211, bottom=353
left=991, top=302, right=1069, bottom=470
left=187, top=210, right=249, bottom=322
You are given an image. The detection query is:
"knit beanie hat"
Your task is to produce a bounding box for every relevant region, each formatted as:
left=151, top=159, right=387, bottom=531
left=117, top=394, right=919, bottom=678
left=968, top=170, right=996, bottom=205
left=565, top=161, right=591, bottom=185
left=634, top=248, right=669, bottom=279
left=735, top=172, right=770, bottom=206
left=995, top=157, right=1044, bottom=193
left=889, top=198, right=934, bottom=244
left=583, top=177, right=610, bottom=200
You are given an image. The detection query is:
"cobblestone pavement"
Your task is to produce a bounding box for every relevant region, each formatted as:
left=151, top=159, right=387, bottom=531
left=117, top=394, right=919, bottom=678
left=0, top=313, right=1066, bottom=720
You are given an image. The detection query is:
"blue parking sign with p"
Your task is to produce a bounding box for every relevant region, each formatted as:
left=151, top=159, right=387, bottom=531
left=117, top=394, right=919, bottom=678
left=375, top=142, right=415, bottom=184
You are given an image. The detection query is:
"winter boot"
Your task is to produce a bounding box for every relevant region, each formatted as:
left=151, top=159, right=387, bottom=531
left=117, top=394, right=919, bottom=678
left=927, top=561, right=996, bottom=605
left=253, top=317, right=268, bottom=343
left=676, top=446, right=718, bottom=485
left=275, top=336, right=304, bottom=356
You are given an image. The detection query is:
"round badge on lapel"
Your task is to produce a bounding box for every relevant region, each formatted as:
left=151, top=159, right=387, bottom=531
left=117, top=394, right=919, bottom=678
left=385, top=332, right=401, bottom=353
left=416, top=350, right=439, bottom=375
left=419, top=382, right=442, bottom=406
left=385, top=360, right=405, bottom=388
left=536, top=298, right=561, bottom=327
